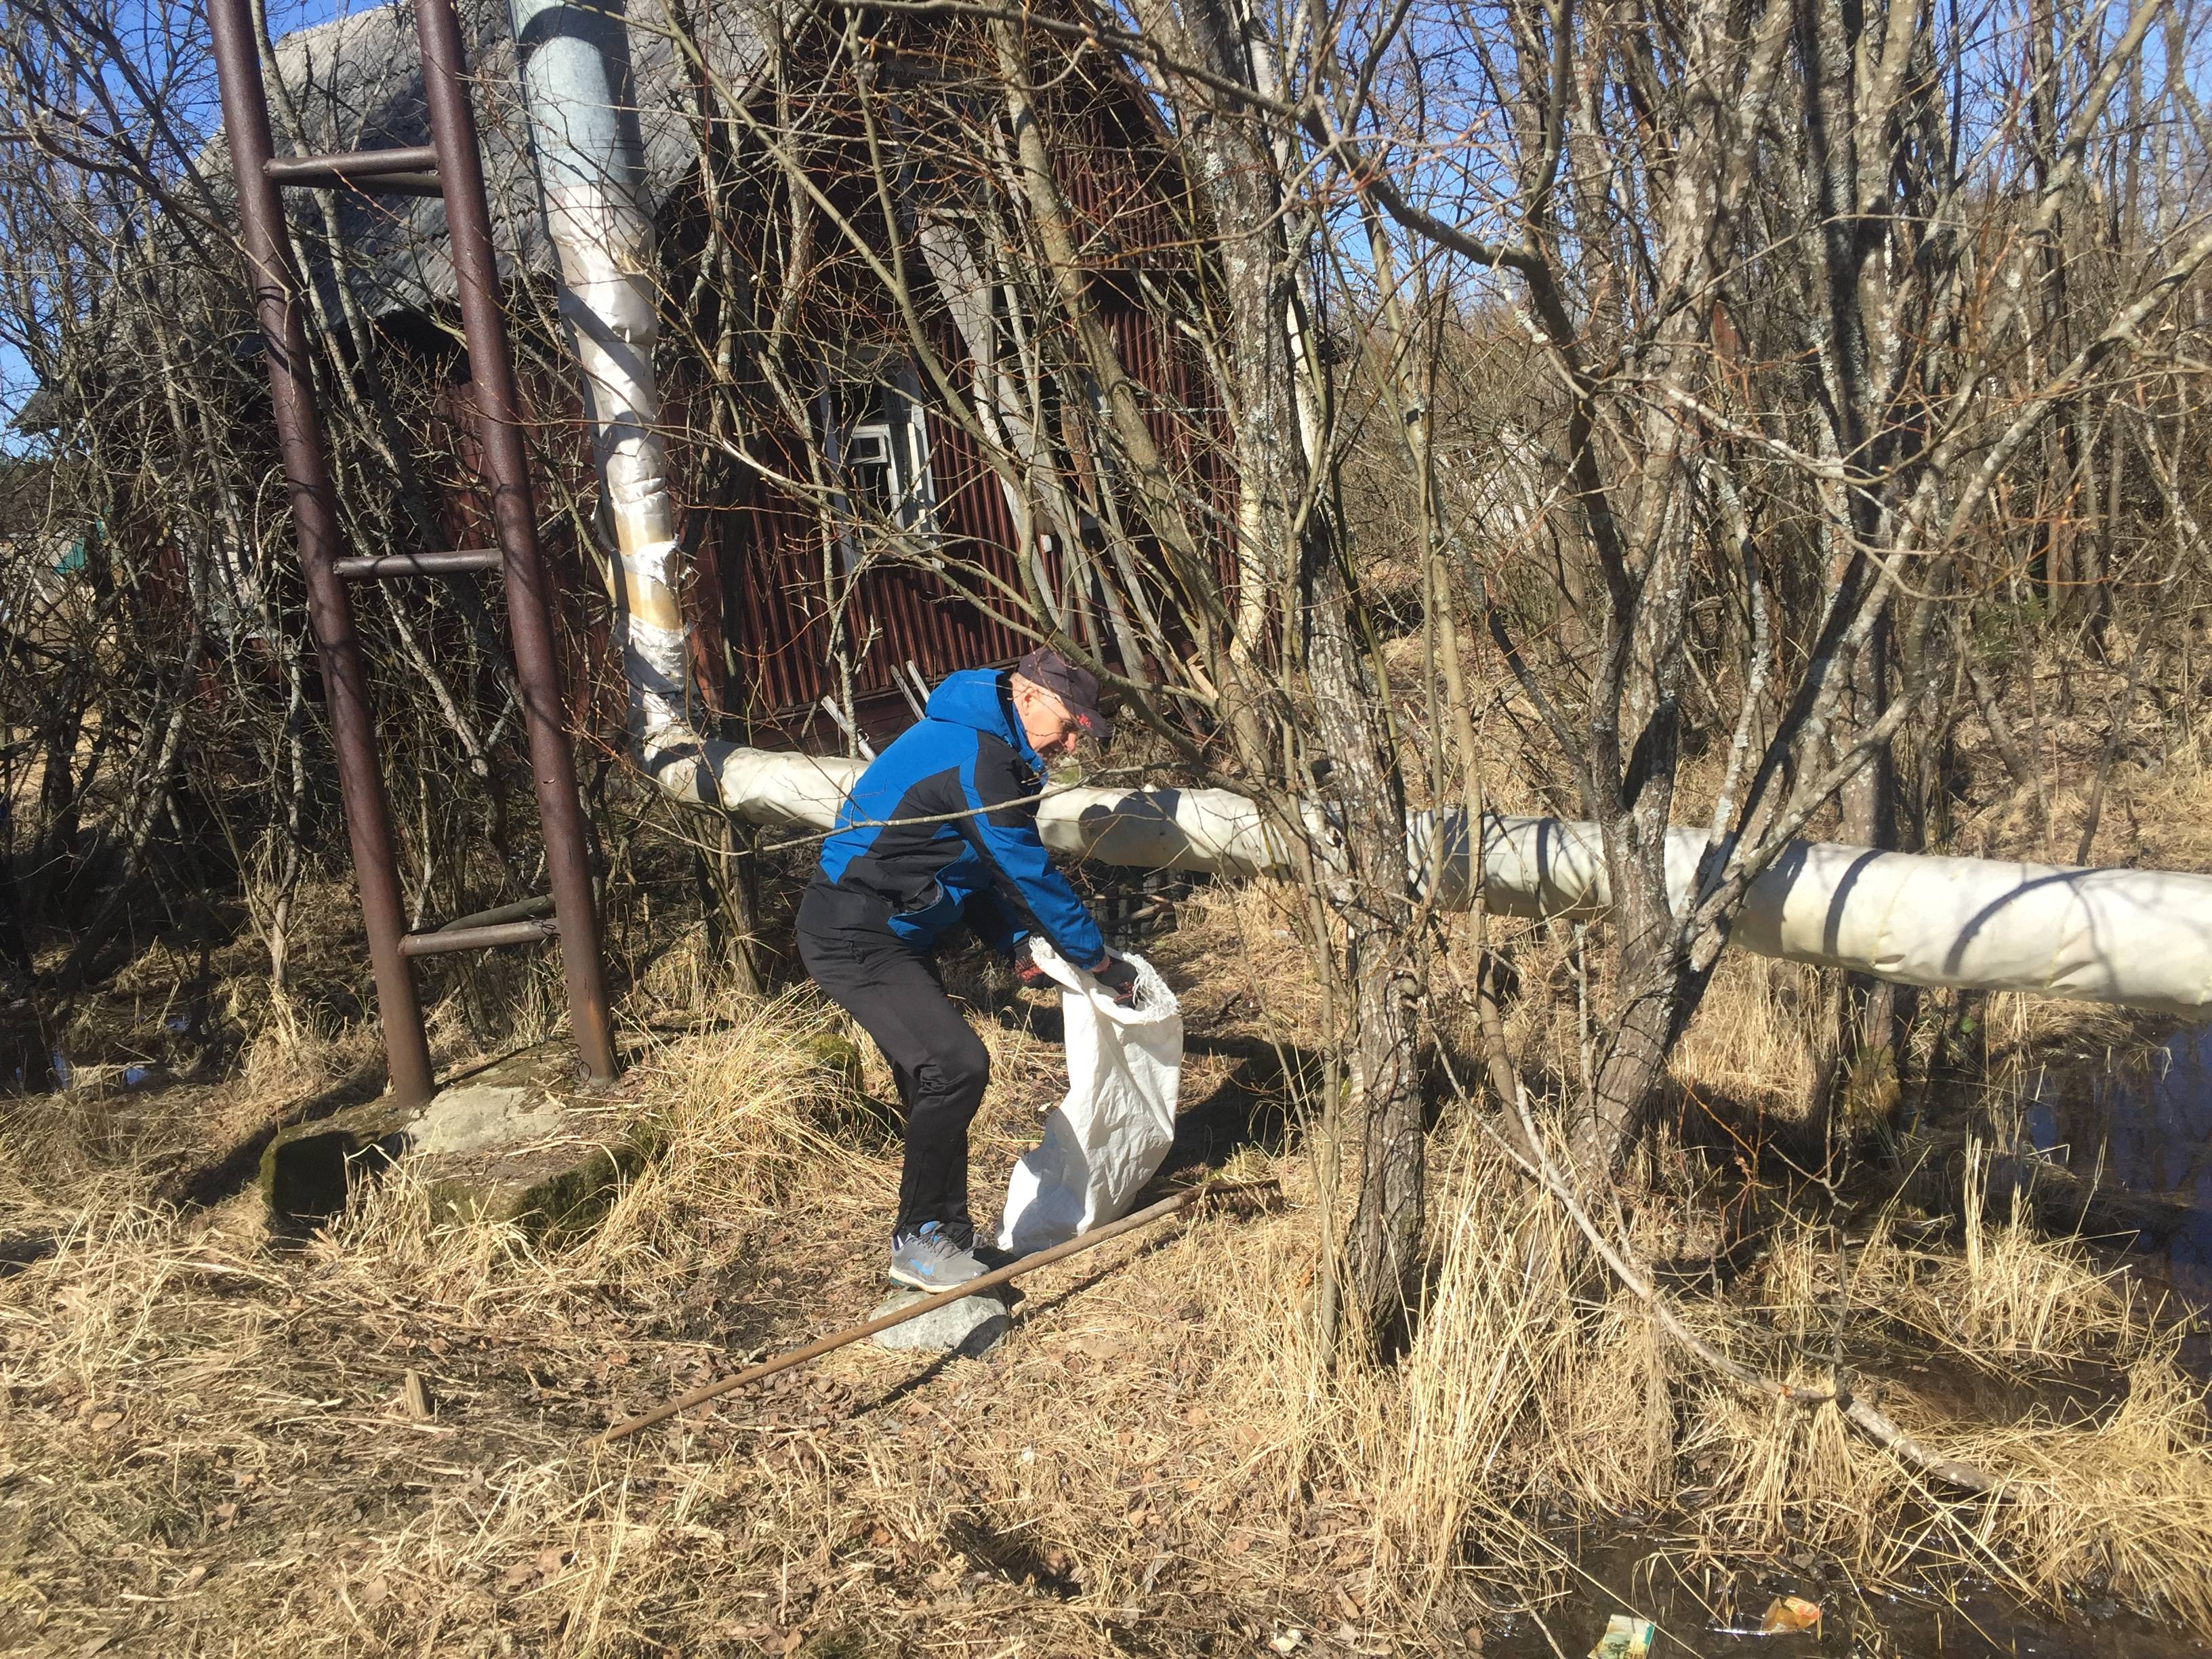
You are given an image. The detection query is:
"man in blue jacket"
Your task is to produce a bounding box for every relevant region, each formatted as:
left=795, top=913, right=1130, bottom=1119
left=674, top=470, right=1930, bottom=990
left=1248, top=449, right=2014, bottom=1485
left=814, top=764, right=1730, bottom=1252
left=798, top=647, right=1137, bottom=1291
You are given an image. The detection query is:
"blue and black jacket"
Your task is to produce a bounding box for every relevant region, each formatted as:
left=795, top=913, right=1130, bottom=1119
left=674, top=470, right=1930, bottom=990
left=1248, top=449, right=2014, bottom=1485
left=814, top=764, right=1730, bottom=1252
left=811, top=669, right=1107, bottom=966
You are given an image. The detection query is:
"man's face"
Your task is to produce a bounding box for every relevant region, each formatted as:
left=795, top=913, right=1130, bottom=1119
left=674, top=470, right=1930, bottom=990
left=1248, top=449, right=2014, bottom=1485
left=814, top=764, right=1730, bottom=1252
left=1012, top=677, right=1085, bottom=760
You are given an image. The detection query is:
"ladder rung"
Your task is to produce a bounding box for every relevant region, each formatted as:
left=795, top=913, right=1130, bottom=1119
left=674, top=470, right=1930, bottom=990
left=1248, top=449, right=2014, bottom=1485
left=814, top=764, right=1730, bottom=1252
left=399, top=918, right=558, bottom=958
left=265, top=146, right=439, bottom=188
left=335, top=173, right=439, bottom=198
left=336, top=550, right=503, bottom=579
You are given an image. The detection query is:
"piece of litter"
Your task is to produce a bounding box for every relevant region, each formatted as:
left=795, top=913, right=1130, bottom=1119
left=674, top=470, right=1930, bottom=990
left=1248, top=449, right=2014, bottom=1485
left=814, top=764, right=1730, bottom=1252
left=1587, top=1614, right=1654, bottom=1659
left=1267, top=1629, right=1307, bottom=1655
left=1759, top=1595, right=1822, bottom=1635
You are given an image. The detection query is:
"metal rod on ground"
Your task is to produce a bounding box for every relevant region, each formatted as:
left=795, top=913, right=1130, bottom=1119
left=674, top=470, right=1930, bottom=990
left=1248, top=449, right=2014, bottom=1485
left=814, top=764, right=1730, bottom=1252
left=591, top=1180, right=1271, bottom=1448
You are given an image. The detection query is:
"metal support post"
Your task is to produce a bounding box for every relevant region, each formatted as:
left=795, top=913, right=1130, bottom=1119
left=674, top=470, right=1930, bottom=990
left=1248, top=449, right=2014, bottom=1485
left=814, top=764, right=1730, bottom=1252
left=207, top=0, right=435, bottom=1107
left=415, top=0, right=616, bottom=1084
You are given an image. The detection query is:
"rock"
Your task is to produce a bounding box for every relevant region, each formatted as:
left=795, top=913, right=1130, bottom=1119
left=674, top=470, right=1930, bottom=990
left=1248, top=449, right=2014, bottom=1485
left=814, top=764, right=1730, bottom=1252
left=867, top=1288, right=1014, bottom=1357
left=259, top=1096, right=414, bottom=1221
left=260, top=1044, right=647, bottom=1238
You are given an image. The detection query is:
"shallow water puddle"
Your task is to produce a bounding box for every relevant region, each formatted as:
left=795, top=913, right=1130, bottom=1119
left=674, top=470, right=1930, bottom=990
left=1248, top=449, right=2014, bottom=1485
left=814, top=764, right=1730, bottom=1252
left=1479, top=1540, right=2210, bottom=1657
left=2023, top=1023, right=2212, bottom=1310
left=1475, top=1033, right=2212, bottom=1659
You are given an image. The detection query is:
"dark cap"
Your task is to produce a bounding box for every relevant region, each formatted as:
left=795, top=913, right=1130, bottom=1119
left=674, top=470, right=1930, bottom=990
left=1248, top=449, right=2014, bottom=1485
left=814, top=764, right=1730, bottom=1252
left=1015, top=647, right=1111, bottom=748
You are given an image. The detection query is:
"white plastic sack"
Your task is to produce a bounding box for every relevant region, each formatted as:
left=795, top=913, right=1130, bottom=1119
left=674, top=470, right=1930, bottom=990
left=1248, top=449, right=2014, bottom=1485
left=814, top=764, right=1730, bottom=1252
left=998, top=938, right=1182, bottom=1254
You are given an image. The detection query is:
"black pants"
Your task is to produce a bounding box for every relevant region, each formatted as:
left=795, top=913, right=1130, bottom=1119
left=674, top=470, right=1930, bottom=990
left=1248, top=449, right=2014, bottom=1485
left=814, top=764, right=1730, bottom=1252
left=796, top=884, right=990, bottom=1241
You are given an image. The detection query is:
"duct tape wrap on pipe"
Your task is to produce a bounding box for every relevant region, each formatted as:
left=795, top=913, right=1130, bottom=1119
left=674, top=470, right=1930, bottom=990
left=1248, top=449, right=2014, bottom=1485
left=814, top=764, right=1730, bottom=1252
left=1035, top=785, right=1292, bottom=876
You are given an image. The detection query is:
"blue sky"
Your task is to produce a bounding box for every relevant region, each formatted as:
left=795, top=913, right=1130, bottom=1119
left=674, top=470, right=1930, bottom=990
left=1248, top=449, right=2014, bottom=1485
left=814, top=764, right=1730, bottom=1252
left=0, top=0, right=350, bottom=446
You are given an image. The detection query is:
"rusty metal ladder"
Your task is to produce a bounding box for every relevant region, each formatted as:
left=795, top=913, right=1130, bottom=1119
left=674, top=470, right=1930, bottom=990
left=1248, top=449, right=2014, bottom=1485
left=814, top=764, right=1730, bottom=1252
left=207, top=0, right=615, bottom=1107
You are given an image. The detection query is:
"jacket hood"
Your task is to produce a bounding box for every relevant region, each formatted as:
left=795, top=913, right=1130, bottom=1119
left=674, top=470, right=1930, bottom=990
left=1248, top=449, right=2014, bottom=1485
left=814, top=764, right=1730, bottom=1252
left=925, top=668, right=1044, bottom=771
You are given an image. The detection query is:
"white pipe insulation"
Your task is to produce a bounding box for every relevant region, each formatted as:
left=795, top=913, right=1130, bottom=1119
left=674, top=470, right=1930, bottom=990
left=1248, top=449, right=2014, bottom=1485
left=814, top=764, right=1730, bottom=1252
left=721, top=753, right=2212, bottom=1019
left=1405, top=815, right=2212, bottom=1017
left=509, top=8, right=2212, bottom=1021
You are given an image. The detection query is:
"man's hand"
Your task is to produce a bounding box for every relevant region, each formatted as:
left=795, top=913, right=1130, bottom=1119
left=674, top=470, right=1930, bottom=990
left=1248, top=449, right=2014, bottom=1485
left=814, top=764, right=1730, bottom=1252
left=1090, top=954, right=1140, bottom=1006
left=1014, top=951, right=1051, bottom=990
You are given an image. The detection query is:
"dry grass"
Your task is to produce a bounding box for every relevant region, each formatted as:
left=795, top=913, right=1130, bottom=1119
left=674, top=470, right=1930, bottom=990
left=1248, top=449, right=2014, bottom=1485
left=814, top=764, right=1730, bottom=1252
left=11, top=705, right=2212, bottom=1653
left=1667, top=954, right=1828, bottom=1124
left=1, top=901, right=1350, bottom=1656
left=9, top=926, right=2212, bottom=1656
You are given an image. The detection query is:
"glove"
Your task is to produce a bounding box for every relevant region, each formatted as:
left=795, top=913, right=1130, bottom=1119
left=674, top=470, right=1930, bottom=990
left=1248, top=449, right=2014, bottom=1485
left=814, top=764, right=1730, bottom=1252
left=1092, top=954, right=1140, bottom=1006
left=1014, top=952, right=1051, bottom=990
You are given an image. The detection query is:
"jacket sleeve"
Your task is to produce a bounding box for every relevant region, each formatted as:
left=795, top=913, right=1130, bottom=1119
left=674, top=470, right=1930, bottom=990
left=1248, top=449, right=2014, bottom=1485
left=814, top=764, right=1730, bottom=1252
left=958, top=741, right=1107, bottom=968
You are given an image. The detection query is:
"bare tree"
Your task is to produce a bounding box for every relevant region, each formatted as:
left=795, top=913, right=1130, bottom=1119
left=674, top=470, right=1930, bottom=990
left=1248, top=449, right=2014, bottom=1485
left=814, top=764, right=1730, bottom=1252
left=7, top=0, right=2212, bottom=1387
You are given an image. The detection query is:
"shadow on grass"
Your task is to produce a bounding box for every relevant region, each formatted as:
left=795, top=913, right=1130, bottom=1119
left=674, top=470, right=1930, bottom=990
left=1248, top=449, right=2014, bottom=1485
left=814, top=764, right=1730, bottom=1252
left=154, top=1056, right=390, bottom=1215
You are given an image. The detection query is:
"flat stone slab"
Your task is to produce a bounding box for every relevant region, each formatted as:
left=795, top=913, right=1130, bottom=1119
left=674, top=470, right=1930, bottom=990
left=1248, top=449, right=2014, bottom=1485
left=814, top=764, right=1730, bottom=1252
left=261, top=1044, right=644, bottom=1236
left=868, top=1288, right=1015, bottom=1357
left=408, top=1082, right=567, bottom=1156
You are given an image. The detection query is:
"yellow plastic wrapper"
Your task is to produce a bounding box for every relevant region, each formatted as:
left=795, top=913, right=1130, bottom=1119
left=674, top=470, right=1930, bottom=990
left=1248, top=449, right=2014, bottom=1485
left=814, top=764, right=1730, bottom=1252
left=1759, top=1595, right=1824, bottom=1635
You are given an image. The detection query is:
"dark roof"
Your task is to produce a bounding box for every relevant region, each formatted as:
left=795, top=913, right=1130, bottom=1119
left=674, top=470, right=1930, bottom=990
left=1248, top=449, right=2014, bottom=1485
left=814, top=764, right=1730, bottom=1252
left=14, top=3, right=758, bottom=430
left=253, top=0, right=757, bottom=319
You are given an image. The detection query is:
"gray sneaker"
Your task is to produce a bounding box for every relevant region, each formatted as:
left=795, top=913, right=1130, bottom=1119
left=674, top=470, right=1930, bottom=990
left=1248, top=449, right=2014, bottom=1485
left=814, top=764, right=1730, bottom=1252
left=888, top=1222, right=986, bottom=1291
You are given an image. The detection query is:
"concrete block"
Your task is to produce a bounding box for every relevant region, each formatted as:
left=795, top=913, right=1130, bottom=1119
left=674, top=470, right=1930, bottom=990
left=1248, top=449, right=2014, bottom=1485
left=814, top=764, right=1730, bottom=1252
left=260, top=1044, right=645, bottom=1238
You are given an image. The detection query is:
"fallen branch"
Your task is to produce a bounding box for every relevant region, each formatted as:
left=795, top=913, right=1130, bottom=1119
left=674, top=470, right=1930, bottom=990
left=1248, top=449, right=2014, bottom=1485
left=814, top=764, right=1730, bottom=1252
left=1839, top=1395, right=2003, bottom=1494
left=590, top=1178, right=1275, bottom=1448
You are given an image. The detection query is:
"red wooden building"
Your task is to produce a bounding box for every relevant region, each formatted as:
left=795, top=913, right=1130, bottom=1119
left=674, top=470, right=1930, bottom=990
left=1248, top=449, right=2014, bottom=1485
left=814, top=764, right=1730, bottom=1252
left=262, top=0, right=1229, bottom=750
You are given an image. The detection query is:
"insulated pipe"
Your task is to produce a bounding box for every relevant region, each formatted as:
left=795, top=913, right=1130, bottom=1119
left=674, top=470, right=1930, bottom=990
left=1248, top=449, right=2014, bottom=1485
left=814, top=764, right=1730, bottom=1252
left=510, top=0, right=859, bottom=811
left=700, top=747, right=1294, bottom=878
left=508, top=0, right=692, bottom=754
left=1405, top=813, right=2212, bottom=1017
left=708, top=752, right=2212, bottom=1019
